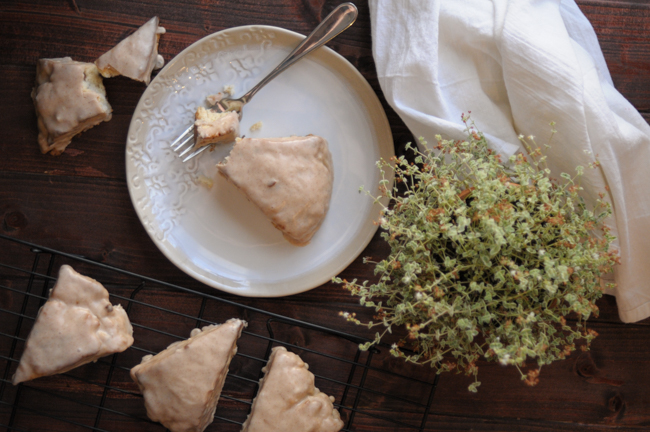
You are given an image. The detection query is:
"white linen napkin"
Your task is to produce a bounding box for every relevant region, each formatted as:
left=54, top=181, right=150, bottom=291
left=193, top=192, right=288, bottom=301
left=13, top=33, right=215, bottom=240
left=369, top=0, right=650, bottom=323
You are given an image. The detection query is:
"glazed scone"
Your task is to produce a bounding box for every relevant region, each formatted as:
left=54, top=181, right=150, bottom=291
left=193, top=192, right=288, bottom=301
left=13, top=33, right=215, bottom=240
left=217, top=135, right=334, bottom=246
left=12, top=265, right=133, bottom=385
left=130, top=319, right=246, bottom=432
left=95, top=16, right=166, bottom=85
left=32, top=57, right=113, bottom=155
left=194, top=107, right=240, bottom=148
left=242, top=346, right=344, bottom=432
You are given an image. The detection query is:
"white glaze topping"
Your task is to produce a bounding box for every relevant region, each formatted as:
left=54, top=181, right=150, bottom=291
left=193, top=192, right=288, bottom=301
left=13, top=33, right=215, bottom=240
left=130, top=319, right=246, bottom=432
left=95, top=16, right=165, bottom=84
left=242, top=346, right=344, bottom=432
left=12, top=265, right=133, bottom=385
left=217, top=135, right=334, bottom=246
left=32, top=57, right=112, bottom=155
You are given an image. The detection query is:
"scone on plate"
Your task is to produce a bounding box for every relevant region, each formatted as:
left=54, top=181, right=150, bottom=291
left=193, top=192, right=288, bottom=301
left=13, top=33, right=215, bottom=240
left=12, top=265, right=133, bottom=385
left=194, top=107, right=240, bottom=148
left=95, top=16, right=166, bottom=85
left=130, top=318, right=246, bottom=432
left=217, top=135, right=334, bottom=246
left=32, top=57, right=113, bottom=155
left=242, top=346, right=344, bottom=432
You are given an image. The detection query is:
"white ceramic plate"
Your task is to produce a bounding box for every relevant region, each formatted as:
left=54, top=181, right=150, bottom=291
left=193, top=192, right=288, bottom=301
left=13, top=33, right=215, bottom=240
left=126, top=25, right=394, bottom=297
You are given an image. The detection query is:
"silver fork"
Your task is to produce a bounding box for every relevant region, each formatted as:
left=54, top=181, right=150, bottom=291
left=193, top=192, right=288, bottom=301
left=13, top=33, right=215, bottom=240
left=171, top=2, right=358, bottom=162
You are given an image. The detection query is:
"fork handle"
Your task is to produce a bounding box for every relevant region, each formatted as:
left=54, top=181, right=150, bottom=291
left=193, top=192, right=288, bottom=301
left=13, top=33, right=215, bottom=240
left=239, top=2, right=358, bottom=104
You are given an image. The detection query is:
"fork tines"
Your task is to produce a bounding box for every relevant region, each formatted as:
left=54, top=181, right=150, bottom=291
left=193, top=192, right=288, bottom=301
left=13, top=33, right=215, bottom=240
left=170, top=124, right=210, bottom=162
left=170, top=124, right=194, bottom=155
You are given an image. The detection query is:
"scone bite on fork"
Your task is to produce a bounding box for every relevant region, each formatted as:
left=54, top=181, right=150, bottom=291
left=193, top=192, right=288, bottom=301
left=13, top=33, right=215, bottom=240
left=172, top=104, right=241, bottom=160
left=193, top=107, right=240, bottom=149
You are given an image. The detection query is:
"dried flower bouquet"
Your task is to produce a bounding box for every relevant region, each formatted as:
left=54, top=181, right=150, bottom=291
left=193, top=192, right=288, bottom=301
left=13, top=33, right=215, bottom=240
left=335, top=117, right=619, bottom=392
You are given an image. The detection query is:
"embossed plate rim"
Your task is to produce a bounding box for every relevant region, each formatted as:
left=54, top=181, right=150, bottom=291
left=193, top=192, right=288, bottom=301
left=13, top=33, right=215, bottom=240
left=126, top=25, right=394, bottom=297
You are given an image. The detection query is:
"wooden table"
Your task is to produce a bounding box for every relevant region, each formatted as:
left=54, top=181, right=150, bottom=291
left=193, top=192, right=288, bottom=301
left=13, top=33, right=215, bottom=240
left=1, top=1, right=649, bottom=431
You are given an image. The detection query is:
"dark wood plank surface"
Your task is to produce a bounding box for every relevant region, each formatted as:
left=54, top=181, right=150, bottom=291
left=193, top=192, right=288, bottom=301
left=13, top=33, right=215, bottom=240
left=1, top=0, right=650, bottom=431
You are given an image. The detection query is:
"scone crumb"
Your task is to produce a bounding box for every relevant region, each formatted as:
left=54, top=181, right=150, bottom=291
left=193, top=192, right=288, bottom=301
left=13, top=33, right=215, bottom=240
left=223, top=84, right=235, bottom=96
left=206, top=93, right=224, bottom=106
left=250, top=121, right=263, bottom=132
left=195, top=174, right=214, bottom=190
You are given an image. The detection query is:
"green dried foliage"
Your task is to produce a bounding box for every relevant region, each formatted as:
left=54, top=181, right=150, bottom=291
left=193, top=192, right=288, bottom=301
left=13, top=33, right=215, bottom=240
left=334, top=118, right=618, bottom=392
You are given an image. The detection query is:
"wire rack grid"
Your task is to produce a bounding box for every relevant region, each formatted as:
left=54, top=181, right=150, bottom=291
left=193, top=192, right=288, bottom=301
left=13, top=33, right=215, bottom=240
left=0, top=234, right=439, bottom=432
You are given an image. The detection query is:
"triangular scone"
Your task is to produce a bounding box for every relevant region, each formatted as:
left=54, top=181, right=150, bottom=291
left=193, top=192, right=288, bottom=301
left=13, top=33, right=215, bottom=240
left=95, top=16, right=166, bottom=85
left=12, top=265, right=133, bottom=385
left=242, top=346, right=344, bottom=432
left=217, top=135, right=334, bottom=246
left=130, top=318, right=247, bottom=432
left=32, top=57, right=113, bottom=155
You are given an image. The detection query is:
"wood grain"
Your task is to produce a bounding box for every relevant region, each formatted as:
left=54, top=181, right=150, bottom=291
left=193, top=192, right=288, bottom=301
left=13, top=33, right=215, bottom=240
left=578, top=1, right=650, bottom=110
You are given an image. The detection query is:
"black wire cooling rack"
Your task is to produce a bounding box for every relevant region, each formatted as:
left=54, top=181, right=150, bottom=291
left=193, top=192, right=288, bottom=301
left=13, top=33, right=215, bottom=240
left=0, top=234, right=439, bottom=431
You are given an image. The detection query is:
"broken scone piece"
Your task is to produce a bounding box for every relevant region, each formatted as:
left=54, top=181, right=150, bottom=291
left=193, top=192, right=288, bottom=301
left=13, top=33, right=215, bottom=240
left=130, top=318, right=246, bottom=432
left=217, top=135, right=334, bottom=246
left=95, top=16, right=166, bottom=85
left=242, top=346, right=344, bottom=432
left=12, top=265, right=133, bottom=385
left=194, top=107, right=240, bottom=148
left=32, top=57, right=113, bottom=155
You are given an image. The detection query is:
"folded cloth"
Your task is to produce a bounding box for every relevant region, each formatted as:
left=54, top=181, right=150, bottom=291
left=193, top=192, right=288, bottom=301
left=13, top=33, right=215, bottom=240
left=369, top=0, right=650, bottom=322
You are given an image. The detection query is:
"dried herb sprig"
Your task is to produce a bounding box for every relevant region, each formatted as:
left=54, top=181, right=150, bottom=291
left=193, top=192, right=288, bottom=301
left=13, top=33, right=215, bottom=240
left=334, top=117, right=618, bottom=392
